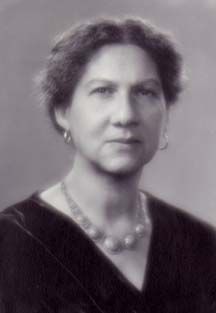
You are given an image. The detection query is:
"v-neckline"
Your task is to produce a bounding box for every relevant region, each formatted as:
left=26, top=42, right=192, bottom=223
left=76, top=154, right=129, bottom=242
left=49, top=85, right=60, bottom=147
left=30, top=192, right=155, bottom=296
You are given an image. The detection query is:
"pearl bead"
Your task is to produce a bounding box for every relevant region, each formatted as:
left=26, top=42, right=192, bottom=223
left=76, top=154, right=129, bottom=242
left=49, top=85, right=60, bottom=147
left=87, top=226, right=102, bottom=241
left=80, top=218, right=90, bottom=228
left=124, top=234, right=136, bottom=248
left=135, top=224, right=146, bottom=237
left=76, top=214, right=86, bottom=224
left=103, top=236, right=121, bottom=253
left=74, top=214, right=89, bottom=228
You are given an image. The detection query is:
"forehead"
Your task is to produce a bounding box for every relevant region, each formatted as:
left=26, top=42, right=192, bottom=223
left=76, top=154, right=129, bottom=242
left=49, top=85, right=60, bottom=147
left=80, top=44, right=159, bottom=85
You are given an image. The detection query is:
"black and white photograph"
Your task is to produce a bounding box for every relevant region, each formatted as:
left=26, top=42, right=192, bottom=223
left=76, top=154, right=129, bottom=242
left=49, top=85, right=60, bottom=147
left=0, top=0, right=216, bottom=312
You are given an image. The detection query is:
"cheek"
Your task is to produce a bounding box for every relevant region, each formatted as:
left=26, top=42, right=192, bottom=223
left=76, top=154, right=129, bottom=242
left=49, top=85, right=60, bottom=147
left=142, top=108, right=164, bottom=134
left=141, top=112, right=165, bottom=153
left=69, top=111, right=105, bottom=150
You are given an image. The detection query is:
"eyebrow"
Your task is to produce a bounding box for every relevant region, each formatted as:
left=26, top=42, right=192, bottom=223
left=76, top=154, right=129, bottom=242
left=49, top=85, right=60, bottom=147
left=84, top=79, right=116, bottom=88
left=133, top=79, right=162, bottom=90
left=84, top=78, right=162, bottom=88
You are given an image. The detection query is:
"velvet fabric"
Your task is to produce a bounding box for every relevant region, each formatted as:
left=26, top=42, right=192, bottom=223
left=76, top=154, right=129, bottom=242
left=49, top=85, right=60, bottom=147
left=0, top=193, right=216, bottom=313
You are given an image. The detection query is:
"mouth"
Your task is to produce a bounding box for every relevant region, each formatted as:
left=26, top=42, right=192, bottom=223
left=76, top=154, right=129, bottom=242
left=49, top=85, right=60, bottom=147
left=109, top=138, right=142, bottom=144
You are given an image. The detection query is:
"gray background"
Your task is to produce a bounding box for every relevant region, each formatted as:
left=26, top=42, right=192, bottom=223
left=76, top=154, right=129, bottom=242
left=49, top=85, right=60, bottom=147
left=0, top=0, right=216, bottom=225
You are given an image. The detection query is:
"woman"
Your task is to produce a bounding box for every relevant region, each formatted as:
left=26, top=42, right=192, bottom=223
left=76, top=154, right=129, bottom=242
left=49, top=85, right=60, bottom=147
left=0, top=17, right=216, bottom=313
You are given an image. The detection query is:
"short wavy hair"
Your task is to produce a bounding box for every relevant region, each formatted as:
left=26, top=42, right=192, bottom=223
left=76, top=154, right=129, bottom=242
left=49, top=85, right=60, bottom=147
left=37, top=16, right=184, bottom=133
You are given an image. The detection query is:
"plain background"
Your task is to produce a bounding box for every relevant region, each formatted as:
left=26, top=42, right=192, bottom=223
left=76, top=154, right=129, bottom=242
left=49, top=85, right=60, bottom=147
left=0, top=0, right=216, bottom=225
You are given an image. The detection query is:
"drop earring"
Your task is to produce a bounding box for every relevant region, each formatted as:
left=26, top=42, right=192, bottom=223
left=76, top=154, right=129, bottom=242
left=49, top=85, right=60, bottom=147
left=63, top=130, right=72, bottom=144
left=159, top=133, right=168, bottom=150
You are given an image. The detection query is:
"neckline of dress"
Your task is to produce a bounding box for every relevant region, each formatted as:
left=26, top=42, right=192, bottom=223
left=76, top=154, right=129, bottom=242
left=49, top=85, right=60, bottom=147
left=30, top=191, right=155, bottom=296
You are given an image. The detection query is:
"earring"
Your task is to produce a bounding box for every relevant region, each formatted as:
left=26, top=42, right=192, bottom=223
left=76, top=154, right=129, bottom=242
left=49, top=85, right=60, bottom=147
left=63, top=130, right=72, bottom=144
left=159, top=133, right=169, bottom=150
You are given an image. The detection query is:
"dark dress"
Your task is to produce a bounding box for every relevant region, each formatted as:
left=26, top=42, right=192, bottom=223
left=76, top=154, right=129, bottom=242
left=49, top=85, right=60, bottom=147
left=0, top=193, right=216, bottom=313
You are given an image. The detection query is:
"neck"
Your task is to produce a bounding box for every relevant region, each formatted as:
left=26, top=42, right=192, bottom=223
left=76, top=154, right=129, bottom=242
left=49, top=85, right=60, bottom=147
left=64, top=155, right=143, bottom=231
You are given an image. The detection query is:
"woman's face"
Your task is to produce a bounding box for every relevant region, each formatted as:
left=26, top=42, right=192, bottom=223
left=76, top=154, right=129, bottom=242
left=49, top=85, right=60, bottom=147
left=57, top=44, right=167, bottom=175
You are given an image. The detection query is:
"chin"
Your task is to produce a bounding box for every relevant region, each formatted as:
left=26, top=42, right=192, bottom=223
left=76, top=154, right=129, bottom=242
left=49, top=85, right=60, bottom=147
left=98, top=157, right=146, bottom=177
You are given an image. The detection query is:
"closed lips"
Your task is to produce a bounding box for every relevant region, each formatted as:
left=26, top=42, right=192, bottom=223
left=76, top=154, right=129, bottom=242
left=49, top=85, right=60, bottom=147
left=109, top=138, right=141, bottom=143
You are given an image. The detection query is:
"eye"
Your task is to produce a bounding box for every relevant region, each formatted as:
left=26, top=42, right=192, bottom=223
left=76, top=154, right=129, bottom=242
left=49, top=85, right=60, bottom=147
left=90, top=86, right=115, bottom=97
left=134, top=87, right=159, bottom=98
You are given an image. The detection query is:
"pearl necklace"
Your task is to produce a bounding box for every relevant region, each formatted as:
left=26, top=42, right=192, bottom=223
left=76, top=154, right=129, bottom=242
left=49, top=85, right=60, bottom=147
left=61, top=182, right=150, bottom=254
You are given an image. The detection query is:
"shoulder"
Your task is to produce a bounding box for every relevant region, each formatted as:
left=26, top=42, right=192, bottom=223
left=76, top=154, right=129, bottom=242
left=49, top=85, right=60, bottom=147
left=146, top=192, right=216, bottom=303
left=0, top=196, right=46, bottom=303
left=0, top=192, right=69, bottom=232
left=0, top=196, right=89, bottom=311
left=144, top=190, right=216, bottom=264
left=0, top=194, right=50, bottom=256
left=0, top=193, right=84, bottom=261
left=145, top=191, right=216, bottom=239
left=0, top=196, right=35, bottom=239
left=0, top=195, right=47, bottom=238
left=147, top=192, right=216, bottom=260
left=144, top=192, right=216, bottom=308
left=0, top=194, right=69, bottom=269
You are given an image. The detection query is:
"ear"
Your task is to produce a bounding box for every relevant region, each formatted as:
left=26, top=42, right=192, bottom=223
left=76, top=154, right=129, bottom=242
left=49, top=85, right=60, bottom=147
left=158, top=107, right=170, bottom=150
left=54, top=108, right=70, bottom=131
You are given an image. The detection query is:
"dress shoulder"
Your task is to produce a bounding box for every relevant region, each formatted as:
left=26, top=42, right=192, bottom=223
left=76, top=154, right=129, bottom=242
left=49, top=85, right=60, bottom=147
left=0, top=195, right=97, bottom=313
left=146, top=192, right=216, bottom=309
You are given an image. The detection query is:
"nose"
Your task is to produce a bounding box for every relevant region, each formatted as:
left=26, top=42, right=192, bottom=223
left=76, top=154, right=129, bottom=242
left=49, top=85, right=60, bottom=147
left=111, top=92, right=139, bottom=127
